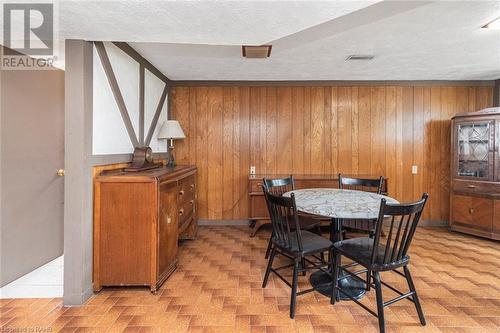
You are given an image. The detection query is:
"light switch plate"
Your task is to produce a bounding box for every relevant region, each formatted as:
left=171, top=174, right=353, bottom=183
left=250, top=166, right=256, bottom=175
left=412, top=165, right=418, bottom=174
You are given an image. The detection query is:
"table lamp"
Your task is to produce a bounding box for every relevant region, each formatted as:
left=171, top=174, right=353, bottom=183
left=158, top=120, right=185, bottom=167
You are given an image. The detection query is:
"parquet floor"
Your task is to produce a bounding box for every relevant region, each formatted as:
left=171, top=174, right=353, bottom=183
left=1, top=226, right=500, bottom=333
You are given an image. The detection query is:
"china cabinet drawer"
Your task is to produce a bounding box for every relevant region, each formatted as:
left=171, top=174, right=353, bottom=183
left=453, top=180, right=500, bottom=196
left=451, top=194, right=493, bottom=230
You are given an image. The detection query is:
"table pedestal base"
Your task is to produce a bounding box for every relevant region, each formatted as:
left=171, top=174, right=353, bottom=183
left=309, top=270, right=366, bottom=300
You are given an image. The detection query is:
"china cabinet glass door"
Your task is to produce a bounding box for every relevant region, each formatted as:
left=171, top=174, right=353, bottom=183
left=455, top=121, right=493, bottom=180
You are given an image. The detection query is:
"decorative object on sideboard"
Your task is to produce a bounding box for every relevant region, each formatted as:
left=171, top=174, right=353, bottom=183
left=158, top=120, right=186, bottom=167
left=125, top=146, right=162, bottom=172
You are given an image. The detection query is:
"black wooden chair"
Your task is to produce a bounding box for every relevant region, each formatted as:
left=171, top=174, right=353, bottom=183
left=338, top=174, right=385, bottom=236
left=331, top=193, right=429, bottom=333
left=262, top=189, right=334, bottom=318
left=263, top=176, right=322, bottom=260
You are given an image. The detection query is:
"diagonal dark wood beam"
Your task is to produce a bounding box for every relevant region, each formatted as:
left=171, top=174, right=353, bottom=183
left=94, top=41, right=139, bottom=148
left=494, top=79, right=500, bottom=107
left=145, top=85, right=169, bottom=146
left=139, top=64, right=145, bottom=145
left=113, top=42, right=171, bottom=85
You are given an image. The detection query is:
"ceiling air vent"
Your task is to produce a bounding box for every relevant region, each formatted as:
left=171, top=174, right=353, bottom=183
left=346, top=54, right=375, bottom=61
left=242, top=45, right=272, bottom=59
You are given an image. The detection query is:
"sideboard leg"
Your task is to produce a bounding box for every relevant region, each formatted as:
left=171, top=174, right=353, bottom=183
left=250, top=220, right=268, bottom=237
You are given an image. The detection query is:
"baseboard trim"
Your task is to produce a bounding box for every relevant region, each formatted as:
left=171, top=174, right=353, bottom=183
left=420, top=220, right=448, bottom=227
left=198, top=219, right=250, bottom=226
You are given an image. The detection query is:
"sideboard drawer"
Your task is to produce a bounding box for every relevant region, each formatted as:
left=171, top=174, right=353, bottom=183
left=250, top=180, right=263, bottom=193
left=179, top=198, right=194, bottom=225
left=178, top=175, right=195, bottom=204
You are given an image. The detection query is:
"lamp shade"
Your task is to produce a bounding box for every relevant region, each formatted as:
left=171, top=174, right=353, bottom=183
left=158, top=120, right=185, bottom=139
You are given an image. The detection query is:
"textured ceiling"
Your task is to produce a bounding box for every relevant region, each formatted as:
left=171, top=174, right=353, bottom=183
left=129, top=1, right=500, bottom=80
left=59, top=0, right=379, bottom=45
left=4, top=0, right=499, bottom=80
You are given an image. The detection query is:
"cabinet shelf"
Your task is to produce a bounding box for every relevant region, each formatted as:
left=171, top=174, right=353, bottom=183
left=458, top=140, right=488, bottom=144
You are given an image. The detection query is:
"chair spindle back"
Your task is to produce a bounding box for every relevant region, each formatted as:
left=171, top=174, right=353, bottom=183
left=338, top=174, right=384, bottom=194
left=372, top=193, right=429, bottom=266
left=263, top=188, right=303, bottom=252
left=263, top=176, right=296, bottom=196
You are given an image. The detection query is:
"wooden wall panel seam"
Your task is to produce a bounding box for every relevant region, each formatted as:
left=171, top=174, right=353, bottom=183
left=139, top=64, right=145, bottom=146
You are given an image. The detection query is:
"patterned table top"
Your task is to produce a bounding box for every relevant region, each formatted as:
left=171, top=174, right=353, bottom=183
left=283, top=188, right=399, bottom=219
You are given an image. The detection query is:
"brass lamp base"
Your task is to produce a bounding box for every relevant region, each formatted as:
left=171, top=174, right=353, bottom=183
left=167, top=141, right=176, bottom=167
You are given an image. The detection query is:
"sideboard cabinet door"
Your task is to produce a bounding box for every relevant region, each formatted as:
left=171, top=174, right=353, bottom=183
left=158, top=181, right=179, bottom=283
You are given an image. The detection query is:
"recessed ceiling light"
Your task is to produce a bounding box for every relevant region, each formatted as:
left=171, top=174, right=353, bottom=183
left=482, top=17, right=500, bottom=29
left=345, top=55, right=375, bottom=61
left=242, top=45, right=272, bottom=59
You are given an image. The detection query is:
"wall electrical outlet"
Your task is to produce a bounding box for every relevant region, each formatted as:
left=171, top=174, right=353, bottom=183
left=250, top=166, right=256, bottom=175
left=412, top=165, right=418, bottom=175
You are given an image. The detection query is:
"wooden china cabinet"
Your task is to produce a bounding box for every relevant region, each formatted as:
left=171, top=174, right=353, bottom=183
left=450, top=107, right=500, bottom=240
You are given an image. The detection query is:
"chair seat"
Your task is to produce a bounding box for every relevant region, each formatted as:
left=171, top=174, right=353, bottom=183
left=333, top=237, right=409, bottom=271
left=276, top=230, right=332, bottom=256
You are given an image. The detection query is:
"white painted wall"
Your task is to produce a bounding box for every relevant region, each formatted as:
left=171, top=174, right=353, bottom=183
left=145, top=68, right=169, bottom=152
left=92, top=42, right=168, bottom=155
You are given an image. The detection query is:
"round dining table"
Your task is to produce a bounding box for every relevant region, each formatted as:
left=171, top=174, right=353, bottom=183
left=283, top=188, right=399, bottom=300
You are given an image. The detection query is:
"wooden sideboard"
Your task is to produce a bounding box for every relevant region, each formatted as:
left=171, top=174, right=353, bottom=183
left=450, top=107, right=500, bottom=240
left=93, top=165, right=197, bottom=293
left=248, top=174, right=388, bottom=236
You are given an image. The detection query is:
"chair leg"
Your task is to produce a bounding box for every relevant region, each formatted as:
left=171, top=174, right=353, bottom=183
left=404, top=266, right=426, bottom=326
left=315, top=225, right=325, bottom=262
left=301, top=258, right=307, bottom=276
left=366, top=269, right=371, bottom=291
left=331, top=251, right=340, bottom=305
left=315, top=224, right=322, bottom=236
left=374, top=271, right=385, bottom=333
left=290, top=258, right=300, bottom=319
left=265, top=234, right=273, bottom=259
left=262, top=247, right=277, bottom=288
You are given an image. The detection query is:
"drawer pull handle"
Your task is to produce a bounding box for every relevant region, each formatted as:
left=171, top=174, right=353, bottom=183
left=179, top=208, right=184, bottom=216
left=179, top=190, right=185, bottom=195
left=190, top=184, right=195, bottom=189
left=467, top=185, right=476, bottom=189
left=469, top=208, right=474, bottom=214
left=166, top=217, right=172, bottom=224
left=190, top=200, right=194, bottom=205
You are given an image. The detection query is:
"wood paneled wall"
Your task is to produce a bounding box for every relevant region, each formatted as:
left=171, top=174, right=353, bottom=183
left=170, top=85, right=494, bottom=222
